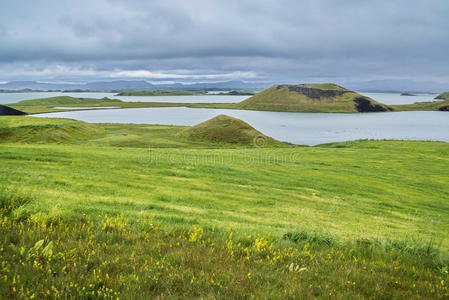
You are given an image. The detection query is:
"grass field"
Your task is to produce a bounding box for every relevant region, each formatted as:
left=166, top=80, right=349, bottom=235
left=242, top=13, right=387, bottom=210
left=1, top=116, right=448, bottom=298
left=1, top=140, right=448, bottom=246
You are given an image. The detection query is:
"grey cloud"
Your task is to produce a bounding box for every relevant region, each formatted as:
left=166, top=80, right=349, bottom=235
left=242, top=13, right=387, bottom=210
left=0, top=0, right=448, bottom=82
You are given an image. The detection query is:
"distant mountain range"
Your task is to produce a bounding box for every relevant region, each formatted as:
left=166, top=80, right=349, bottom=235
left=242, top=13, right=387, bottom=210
left=341, top=80, right=448, bottom=93
left=0, top=79, right=447, bottom=93
left=0, top=80, right=270, bottom=91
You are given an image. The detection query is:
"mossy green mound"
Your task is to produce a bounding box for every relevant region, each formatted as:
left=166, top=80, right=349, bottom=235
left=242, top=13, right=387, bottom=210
left=237, top=83, right=391, bottom=113
left=178, top=114, right=280, bottom=146
left=0, top=116, right=101, bottom=144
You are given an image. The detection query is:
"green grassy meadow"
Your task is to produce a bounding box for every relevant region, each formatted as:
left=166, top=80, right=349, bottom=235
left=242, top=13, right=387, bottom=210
left=1, top=140, right=448, bottom=246
left=1, top=115, right=448, bottom=298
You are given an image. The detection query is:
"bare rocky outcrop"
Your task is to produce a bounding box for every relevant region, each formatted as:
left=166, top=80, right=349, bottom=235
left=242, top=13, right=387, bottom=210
left=354, top=97, right=391, bottom=112
left=0, top=105, right=27, bottom=116
left=276, top=84, right=350, bottom=99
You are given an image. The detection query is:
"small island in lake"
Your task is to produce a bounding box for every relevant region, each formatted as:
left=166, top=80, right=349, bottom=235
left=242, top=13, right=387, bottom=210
left=235, top=83, right=391, bottom=113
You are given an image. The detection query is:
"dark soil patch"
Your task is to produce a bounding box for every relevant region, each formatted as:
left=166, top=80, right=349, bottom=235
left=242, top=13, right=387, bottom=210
left=277, top=85, right=350, bottom=99
left=0, top=105, right=27, bottom=116
left=438, top=106, right=449, bottom=111
left=354, top=97, right=391, bottom=112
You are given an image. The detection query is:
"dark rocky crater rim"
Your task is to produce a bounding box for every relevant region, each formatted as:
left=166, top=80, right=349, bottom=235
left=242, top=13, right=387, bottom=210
left=277, top=84, right=350, bottom=99
left=354, top=97, right=391, bottom=112
left=0, top=105, right=27, bottom=116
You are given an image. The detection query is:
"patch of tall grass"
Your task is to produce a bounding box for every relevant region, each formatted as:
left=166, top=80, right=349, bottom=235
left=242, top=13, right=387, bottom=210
left=0, top=214, right=447, bottom=299
left=0, top=186, right=34, bottom=217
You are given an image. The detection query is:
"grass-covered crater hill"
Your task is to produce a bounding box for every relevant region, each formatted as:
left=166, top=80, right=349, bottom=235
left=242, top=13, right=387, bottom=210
left=178, top=114, right=282, bottom=146
left=435, top=91, right=449, bottom=100
left=236, top=83, right=392, bottom=113
left=8, top=96, right=193, bottom=114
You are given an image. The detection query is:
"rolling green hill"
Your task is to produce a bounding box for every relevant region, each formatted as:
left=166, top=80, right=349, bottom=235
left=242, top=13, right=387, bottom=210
left=0, top=116, right=267, bottom=148
left=178, top=114, right=282, bottom=146
left=236, top=84, right=392, bottom=113
left=0, top=116, right=101, bottom=143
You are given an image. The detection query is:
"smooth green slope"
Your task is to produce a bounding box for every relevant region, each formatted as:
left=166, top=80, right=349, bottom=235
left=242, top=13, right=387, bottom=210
left=1, top=140, right=448, bottom=249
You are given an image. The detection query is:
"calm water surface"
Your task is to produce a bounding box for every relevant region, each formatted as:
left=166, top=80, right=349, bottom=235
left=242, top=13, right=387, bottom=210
left=35, top=107, right=449, bottom=145
left=359, top=92, right=438, bottom=105
left=0, top=92, right=249, bottom=104
left=0, top=91, right=439, bottom=105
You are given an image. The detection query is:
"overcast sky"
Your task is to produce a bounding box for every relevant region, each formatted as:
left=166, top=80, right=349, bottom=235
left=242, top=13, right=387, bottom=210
left=0, top=0, right=448, bottom=83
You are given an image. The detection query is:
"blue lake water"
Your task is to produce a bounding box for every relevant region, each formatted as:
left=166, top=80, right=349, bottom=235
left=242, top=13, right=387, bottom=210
left=0, top=92, right=249, bottom=104
left=34, top=107, right=449, bottom=145
left=360, top=92, right=438, bottom=105
left=0, top=91, right=439, bottom=105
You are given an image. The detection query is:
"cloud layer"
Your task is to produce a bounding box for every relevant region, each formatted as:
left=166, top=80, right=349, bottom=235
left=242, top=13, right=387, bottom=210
left=1, top=0, right=448, bottom=83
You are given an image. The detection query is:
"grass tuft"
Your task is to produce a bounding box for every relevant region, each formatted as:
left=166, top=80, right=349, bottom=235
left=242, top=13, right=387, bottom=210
left=283, top=229, right=336, bottom=246
left=0, top=186, right=34, bottom=217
